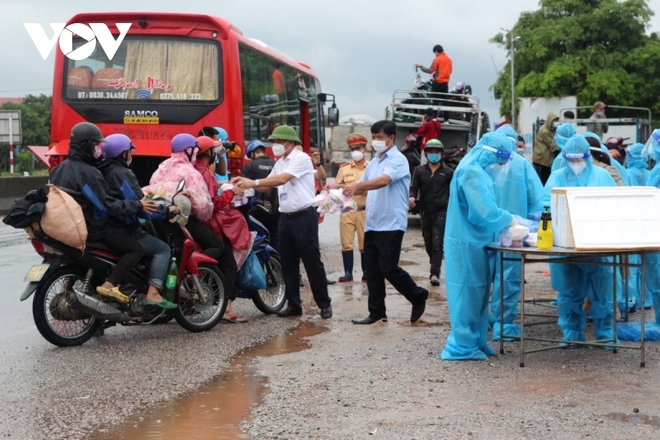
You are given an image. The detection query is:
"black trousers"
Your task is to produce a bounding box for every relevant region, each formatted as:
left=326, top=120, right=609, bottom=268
left=533, top=163, right=551, bottom=186
left=431, top=82, right=449, bottom=94
left=97, top=228, right=144, bottom=287
left=186, top=217, right=237, bottom=301
left=364, top=230, right=427, bottom=318
left=421, top=210, right=446, bottom=277
left=278, top=208, right=330, bottom=310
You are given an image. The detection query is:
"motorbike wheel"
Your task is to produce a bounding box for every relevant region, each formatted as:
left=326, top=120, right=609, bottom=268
left=175, top=263, right=227, bottom=332
left=252, top=255, right=286, bottom=314
left=32, top=266, right=102, bottom=347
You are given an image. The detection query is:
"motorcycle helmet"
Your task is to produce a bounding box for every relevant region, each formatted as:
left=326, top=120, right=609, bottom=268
left=103, top=133, right=135, bottom=158
left=171, top=133, right=198, bottom=153
left=196, top=135, right=220, bottom=155
left=246, top=139, right=265, bottom=155
left=70, top=122, right=107, bottom=145
left=214, top=127, right=229, bottom=142
left=425, top=139, right=444, bottom=151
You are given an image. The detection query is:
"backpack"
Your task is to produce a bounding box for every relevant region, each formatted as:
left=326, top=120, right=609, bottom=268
left=2, top=187, right=48, bottom=229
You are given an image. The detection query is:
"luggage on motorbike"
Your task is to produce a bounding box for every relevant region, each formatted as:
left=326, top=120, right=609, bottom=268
left=237, top=250, right=267, bottom=290
left=2, top=186, right=48, bottom=229
left=29, top=185, right=88, bottom=252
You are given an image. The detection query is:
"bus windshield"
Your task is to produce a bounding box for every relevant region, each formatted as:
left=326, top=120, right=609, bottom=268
left=63, top=37, right=221, bottom=102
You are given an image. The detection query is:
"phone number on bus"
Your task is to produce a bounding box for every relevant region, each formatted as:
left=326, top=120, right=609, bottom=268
left=76, top=92, right=203, bottom=100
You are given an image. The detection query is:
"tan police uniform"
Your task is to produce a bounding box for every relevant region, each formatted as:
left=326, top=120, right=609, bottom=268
left=336, top=133, right=369, bottom=253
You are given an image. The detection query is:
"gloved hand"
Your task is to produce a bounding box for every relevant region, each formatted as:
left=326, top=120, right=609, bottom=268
left=214, top=146, right=227, bottom=157
left=528, top=211, right=542, bottom=222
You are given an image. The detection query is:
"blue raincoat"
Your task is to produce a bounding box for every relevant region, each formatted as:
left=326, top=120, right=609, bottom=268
left=441, top=132, right=515, bottom=361
left=543, top=135, right=617, bottom=343
left=489, top=125, right=544, bottom=341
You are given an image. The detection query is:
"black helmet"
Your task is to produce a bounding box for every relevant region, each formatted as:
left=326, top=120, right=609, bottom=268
left=70, top=122, right=107, bottom=145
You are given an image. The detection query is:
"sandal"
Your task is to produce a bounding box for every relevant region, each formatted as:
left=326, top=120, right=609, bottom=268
left=429, top=276, right=440, bottom=286
left=223, top=314, right=248, bottom=323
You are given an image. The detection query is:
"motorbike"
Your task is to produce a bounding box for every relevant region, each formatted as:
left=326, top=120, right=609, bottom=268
left=442, top=145, right=466, bottom=170
left=234, top=197, right=286, bottom=314
left=400, top=131, right=422, bottom=179
left=20, top=180, right=228, bottom=347
left=605, top=136, right=629, bottom=166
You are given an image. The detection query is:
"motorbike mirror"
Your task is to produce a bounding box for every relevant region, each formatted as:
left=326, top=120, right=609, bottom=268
left=173, top=180, right=185, bottom=204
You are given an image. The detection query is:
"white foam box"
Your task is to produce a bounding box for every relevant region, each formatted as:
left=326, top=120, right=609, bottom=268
left=550, top=187, right=660, bottom=250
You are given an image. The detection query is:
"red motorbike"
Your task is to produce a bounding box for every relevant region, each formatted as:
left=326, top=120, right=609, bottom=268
left=20, top=181, right=228, bottom=347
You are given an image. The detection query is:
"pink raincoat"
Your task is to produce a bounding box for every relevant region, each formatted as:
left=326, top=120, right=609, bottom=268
left=144, top=152, right=213, bottom=222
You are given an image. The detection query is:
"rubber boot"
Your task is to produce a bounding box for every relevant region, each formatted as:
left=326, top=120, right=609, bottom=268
left=360, top=252, right=367, bottom=282
left=338, top=251, right=354, bottom=282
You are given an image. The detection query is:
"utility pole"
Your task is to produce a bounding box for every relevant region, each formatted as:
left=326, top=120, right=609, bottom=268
left=502, top=28, right=521, bottom=131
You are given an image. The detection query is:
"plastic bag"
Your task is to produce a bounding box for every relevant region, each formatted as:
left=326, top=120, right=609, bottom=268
left=617, top=321, right=660, bottom=342
left=238, top=251, right=267, bottom=290
left=313, top=189, right=358, bottom=214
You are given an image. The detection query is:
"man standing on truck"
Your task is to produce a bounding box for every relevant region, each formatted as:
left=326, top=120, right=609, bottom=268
left=415, top=45, right=453, bottom=94
left=532, top=112, right=560, bottom=185
left=586, top=101, right=609, bottom=140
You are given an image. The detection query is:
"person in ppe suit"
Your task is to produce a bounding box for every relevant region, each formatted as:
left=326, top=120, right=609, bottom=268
left=644, top=130, right=660, bottom=321
left=625, top=142, right=653, bottom=309
left=550, top=123, right=577, bottom=172
left=489, top=125, right=544, bottom=341
left=542, top=135, right=617, bottom=345
left=441, top=132, right=517, bottom=361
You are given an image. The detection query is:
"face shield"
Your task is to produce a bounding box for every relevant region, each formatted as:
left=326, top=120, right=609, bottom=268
left=482, top=145, right=514, bottom=184
left=642, top=129, right=660, bottom=160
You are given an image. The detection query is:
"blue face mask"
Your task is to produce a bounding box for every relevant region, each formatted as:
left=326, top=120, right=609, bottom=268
left=426, top=153, right=441, bottom=164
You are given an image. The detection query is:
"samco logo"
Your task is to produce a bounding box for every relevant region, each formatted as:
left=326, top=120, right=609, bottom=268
left=24, top=23, right=131, bottom=61
left=123, top=110, right=159, bottom=125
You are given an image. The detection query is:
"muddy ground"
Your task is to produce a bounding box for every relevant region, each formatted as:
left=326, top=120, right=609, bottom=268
left=243, top=215, right=660, bottom=440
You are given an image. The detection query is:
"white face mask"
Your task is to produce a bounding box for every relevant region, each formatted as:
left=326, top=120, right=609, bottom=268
left=372, top=140, right=388, bottom=153
left=272, top=143, right=286, bottom=157
left=351, top=150, right=364, bottom=161
left=93, top=144, right=103, bottom=159
left=552, top=121, right=560, bottom=129
left=568, top=160, right=587, bottom=176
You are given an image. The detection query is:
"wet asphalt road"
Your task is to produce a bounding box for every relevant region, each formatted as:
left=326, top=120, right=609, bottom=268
left=0, top=216, right=359, bottom=439
left=0, top=222, right=302, bottom=440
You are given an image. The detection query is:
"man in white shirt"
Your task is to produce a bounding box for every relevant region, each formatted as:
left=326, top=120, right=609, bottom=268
left=231, top=125, right=332, bottom=319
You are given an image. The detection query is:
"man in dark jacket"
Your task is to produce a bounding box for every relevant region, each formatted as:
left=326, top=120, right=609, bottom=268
left=98, top=133, right=176, bottom=309
left=242, top=139, right=279, bottom=250
left=408, top=139, right=453, bottom=286
left=49, top=122, right=156, bottom=304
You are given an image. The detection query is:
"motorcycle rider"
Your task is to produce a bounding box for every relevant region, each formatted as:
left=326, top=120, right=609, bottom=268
left=146, top=134, right=239, bottom=314
left=49, top=122, right=157, bottom=304
left=98, top=134, right=177, bottom=309
left=194, top=135, right=249, bottom=323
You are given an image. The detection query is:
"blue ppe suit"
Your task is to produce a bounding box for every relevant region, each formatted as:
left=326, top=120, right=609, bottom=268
left=543, top=136, right=617, bottom=343
left=441, top=132, right=515, bottom=360
left=625, top=143, right=653, bottom=308
left=490, top=125, right=545, bottom=341
left=645, top=135, right=660, bottom=321
left=550, top=124, right=576, bottom=172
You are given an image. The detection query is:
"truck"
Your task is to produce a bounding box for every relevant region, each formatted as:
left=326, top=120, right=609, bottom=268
left=324, top=73, right=489, bottom=177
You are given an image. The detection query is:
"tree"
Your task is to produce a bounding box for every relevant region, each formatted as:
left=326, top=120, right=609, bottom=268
left=0, top=94, right=51, bottom=147
left=490, top=0, right=660, bottom=119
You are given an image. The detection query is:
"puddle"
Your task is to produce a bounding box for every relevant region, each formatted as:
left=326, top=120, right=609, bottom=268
left=92, top=321, right=329, bottom=440
left=608, top=412, right=660, bottom=429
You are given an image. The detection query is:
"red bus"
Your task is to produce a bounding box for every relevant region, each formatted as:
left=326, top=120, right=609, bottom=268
left=47, top=12, right=336, bottom=185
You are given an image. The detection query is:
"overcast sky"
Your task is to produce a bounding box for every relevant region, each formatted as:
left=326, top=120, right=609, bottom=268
left=2, top=0, right=660, bottom=124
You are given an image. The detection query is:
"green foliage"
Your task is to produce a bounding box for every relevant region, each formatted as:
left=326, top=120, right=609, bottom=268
left=0, top=94, right=51, bottom=147
left=490, top=0, right=659, bottom=118
left=17, top=149, right=35, bottom=173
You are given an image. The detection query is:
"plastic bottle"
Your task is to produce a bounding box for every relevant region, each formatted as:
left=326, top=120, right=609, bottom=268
left=537, top=206, right=553, bottom=250
left=164, top=257, right=178, bottom=302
